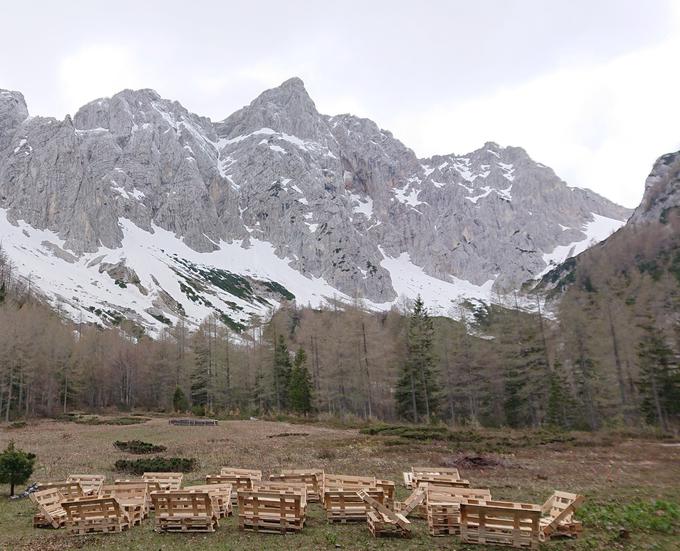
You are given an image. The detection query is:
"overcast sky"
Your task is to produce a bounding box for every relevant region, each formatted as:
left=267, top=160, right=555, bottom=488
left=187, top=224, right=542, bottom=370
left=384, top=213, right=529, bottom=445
left=1, top=0, right=678, bottom=208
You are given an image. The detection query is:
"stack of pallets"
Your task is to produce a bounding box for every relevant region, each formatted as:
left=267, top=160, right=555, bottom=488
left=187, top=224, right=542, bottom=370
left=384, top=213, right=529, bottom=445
left=61, top=496, right=130, bottom=535
left=238, top=484, right=306, bottom=534
left=151, top=490, right=218, bottom=533
left=426, top=485, right=493, bottom=536
left=269, top=469, right=323, bottom=502
left=322, top=474, right=386, bottom=523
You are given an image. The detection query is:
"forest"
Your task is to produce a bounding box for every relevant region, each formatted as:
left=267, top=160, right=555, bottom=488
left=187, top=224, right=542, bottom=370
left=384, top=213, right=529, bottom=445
left=0, top=214, right=678, bottom=432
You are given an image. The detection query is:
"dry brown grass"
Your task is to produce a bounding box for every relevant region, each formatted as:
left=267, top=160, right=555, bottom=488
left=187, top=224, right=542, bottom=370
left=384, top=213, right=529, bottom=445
left=1, top=417, right=678, bottom=550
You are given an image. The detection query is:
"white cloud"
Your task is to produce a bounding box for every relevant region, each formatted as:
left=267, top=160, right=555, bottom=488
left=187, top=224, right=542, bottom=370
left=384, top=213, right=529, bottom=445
left=58, top=45, right=146, bottom=112
left=389, top=30, right=680, bottom=208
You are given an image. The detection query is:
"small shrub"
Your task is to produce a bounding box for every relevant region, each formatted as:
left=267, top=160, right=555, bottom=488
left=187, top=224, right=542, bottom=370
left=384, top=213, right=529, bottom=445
left=114, top=457, right=197, bottom=475
left=8, top=421, right=26, bottom=429
left=0, top=441, right=36, bottom=496
left=316, top=448, right=336, bottom=461
left=114, top=440, right=167, bottom=454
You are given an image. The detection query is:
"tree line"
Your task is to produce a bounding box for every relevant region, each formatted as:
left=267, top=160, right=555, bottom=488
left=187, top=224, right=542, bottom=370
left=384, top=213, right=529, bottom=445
left=0, top=236, right=678, bottom=431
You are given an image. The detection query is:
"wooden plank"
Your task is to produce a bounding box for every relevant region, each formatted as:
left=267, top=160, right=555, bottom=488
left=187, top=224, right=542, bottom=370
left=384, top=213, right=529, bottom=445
left=142, top=472, right=183, bottom=491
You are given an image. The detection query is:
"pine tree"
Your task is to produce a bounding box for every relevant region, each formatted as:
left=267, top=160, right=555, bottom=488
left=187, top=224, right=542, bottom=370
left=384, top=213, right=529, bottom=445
left=637, top=324, right=680, bottom=431
left=0, top=441, right=36, bottom=496
left=172, top=386, right=189, bottom=412
left=395, top=296, right=441, bottom=422
left=288, top=348, right=313, bottom=414
left=273, top=334, right=292, bottom=410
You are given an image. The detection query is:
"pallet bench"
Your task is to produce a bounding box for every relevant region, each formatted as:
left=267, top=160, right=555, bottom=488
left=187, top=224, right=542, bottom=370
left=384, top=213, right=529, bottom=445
left=426, top=485, right=493, bottom=536
left=184, top=484, right=233, bottom=518
left=238, top=489, right=305, bottom=534
left=61, top=496, right=129, bottom=535
left=358, top=489, right=411, bottom=538
left=460, top=499, right=542, bottom=549
left=151, top=490, right=218, bottom=532
left=540, top=491, right=585, bottom=541
left=66, top=474, right=105, bottom=496
left=142, top=472, right=183, bottom=491
left=269, top=469, right=323, bottom=502
left=100, top=483, right=149, bottom=524
left=395, top=485, right=426, bottom=519
left=30, top=488, right=68, bottom=529
left=36, top=482, right=84, bottom=499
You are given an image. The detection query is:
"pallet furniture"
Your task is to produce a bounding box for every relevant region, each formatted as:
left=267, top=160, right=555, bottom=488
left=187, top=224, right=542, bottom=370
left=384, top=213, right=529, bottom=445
left=61, top=497, right=130, bottom=535
left=540, top=491, right=585, bottom=541
left=426, top=485, right=493, bottom=536
left=36, top=482, right=84, bottom=499
left=376, top=479, right=396, bottom=509
left=220, top=467, right=262, bottom=479
left=212, top=468, right=262, bottom=505
left=323, top=488, right=385, bottom=523
left=184, top=484, right=233, bottom=518
left=395, top=485, right=426, bottom=518
left=460, top=499, right=541, bottom=549
left=415, top=474, right=471, bottom=489
left=100, top=483, right=149, bottom=524
left=142, top=472, right=183, bottom=491
left=403, top=471, right=415, bottom=489
left=238, top=489, right=305, bottom=533
left=269, top=469, right=323, bottom=502
left=169, top=418, right=218, bottom=426
left=151, top=490, right=218, bottom=532
left=412, top=466, right=461, bottom=478
left=66, top=474, right=105, bottom=496
left=358, top=489, right=411, bottom=538
left=30, top=488, right=68, bottom=528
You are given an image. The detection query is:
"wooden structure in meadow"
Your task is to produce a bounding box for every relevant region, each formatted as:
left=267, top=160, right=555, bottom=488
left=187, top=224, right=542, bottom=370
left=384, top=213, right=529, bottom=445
left=358, top=489, right=412, bottom=538
left=151, top=490, right=218, bottom=532
left=61, top=497, right=130, bottom=534
left=460, top=499, right=542, bottom=549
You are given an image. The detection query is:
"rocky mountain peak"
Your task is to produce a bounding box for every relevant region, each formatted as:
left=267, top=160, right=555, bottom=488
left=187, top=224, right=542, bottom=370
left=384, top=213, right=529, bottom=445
left=629, top=149, right=680, bottom=225
left=0, top=90, right=29, bottom=149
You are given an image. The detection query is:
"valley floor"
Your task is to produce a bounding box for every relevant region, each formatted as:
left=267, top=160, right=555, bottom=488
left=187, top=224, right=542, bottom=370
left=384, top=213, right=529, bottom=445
left=0, top=417, right=678, bottom=550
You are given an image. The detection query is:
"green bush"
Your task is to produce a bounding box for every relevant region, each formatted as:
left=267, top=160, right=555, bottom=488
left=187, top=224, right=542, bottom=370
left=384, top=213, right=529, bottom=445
left=0, top=441, right=36, bottom=496
left=114, top=456, right=197, bottom=475
left=114, top=440, right=167, bottom=454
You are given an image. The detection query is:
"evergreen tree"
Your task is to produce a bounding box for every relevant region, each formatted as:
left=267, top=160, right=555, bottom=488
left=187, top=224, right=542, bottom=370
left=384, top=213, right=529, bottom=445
left=395, top=296, right=441, bottom=422
left=273, top=334, right=292, bottom=410
left=172, top=386, right=189, bottom=412
left=637, top=324, right=680, bottom=431
left=545, top=363, right=579, bottom=429
left=0, top=441, right=36, bottom=496
left=288, top=348, right=313, bottom=414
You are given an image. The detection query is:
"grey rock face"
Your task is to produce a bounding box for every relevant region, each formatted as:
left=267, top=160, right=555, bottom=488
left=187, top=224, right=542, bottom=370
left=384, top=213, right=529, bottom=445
left=629, top=150, right=680, bottom=225
left=0, top=78, right=631, bottom=313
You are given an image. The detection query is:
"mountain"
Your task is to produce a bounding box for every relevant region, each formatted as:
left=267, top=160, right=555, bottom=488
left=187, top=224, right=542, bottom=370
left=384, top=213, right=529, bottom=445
left=537, top=148, right=680, bottom=299
left=0, top=79, right=631, bottom=332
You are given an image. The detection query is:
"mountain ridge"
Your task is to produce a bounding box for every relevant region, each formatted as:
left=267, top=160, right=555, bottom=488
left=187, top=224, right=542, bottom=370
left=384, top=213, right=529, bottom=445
left=0, top=78, right=631, bottom=331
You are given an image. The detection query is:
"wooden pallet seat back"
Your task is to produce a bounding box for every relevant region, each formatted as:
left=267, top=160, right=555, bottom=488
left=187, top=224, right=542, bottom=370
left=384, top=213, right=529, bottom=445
left=220, top=467, right=262, bottom=479
left=184, top=484, right=233, bottom=518
left=36, top=482, right=84, bottom=499
left=322, top=473, right=377, bottom=492
left=251, top=480, right=308, bottom=508
left=460, top=499, right=542, bottom=550
left=101, top=482, right=149, bottom=523
left=412, top=466, right=461, bottom=479
left=142, top=472, right=183, bottom=490
left=151, top=490, right=217, bottom=532
left=375, top=479, right=396, bottom=509
left=66, top=474, right=105, bottom=496
left=30, top=488, right=68, bottom=528
left=540, top=491, right=585, bottom=540
left=323, top=488, right=385, bottom=523
left=270, top=469, right=322, bottom=501
left=238, top=489, right=305, bottom=533
left=415, top=474, right=471, bottom=488
left=427, top=485, right=492, bottom=503
left=395, top=485, right=426, bottom=518
left=61, top=496, right=129, bottom=535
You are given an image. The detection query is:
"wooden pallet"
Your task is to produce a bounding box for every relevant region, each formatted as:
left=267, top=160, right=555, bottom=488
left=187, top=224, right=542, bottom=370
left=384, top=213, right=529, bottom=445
left=238, top=490, right=305, bottom=534
left=323, top=474, right=377, bottom=492
left=358, top=489, right=411, bottom=538
left=376, top=479, right=396, bottom=510
left=30, top=488, right=68, bottom=529
left=540, top=491, right=585, bottom=541
left=142, top=472, right=183, bottom=491
left=270, top=469, right=323, bottom=502
left=402, top=471, right=414, bottom=489
left=36, top=482, right=84, bottom=499
left=251, top=480, right=308, bottom=512
left=184, top=484, right=233, bottom=518
left=101, top=483, right=149, bottom=524
left=61, top=497, right=129, bottom=535
left=151, top=490, right=218, bottom=532
left=66, top=474, right=105, bottom=496
left=426, top=487, right=492, bottom=536
left=395, top=486, right=426, bottom=519
left=415, top=474, right=471, bottom=489
left=207, top=474, right=255, bottom=505
left=412, top=466, right=461, bottom=478
left=220, top=467, right=263, bottom=479
left=460, top=499, right=541, bottom=549
left=323, top=488, right=385, bottom=523
left=169, top=418, right=218, bottom=426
